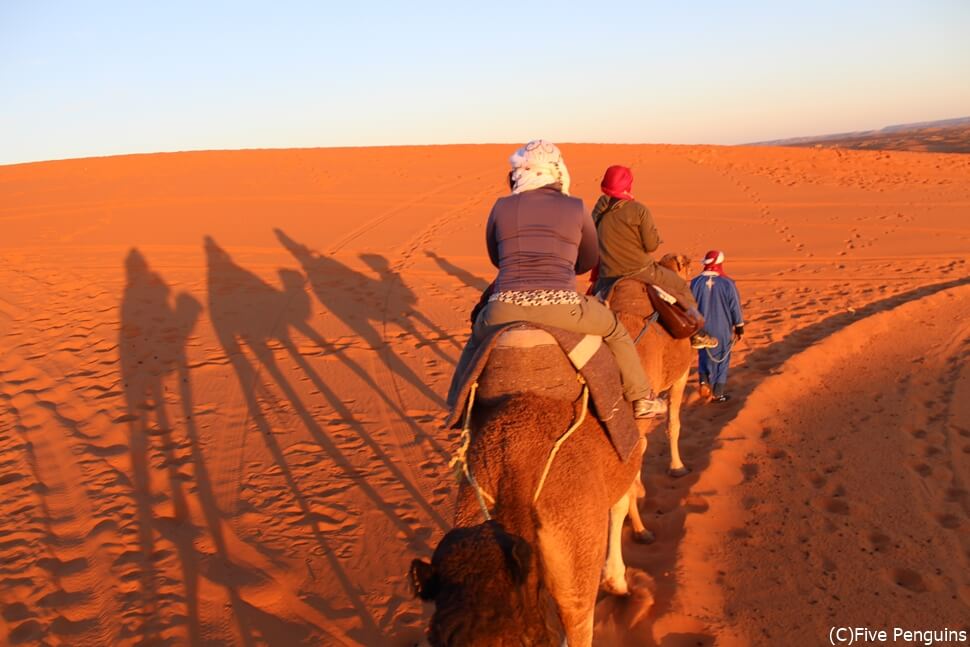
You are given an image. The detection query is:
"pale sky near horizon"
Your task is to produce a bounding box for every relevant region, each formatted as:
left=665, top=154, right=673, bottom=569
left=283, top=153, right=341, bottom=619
left=2, top=1, right=968, bottom=165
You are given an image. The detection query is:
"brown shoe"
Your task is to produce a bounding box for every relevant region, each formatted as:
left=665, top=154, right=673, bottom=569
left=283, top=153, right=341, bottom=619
left=691, top=331, right=718, bottom=349
left=698, top=382, right=712, bottom=398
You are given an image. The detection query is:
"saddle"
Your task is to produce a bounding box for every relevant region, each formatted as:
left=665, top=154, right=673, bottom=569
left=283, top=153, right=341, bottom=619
left=447, top=323, right=641, bottom=460
left=600, top=278, right=699, bottom=340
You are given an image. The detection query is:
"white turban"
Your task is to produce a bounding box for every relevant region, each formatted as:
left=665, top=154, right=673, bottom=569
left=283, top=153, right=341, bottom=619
left=509, top=140, right=571, bottom=195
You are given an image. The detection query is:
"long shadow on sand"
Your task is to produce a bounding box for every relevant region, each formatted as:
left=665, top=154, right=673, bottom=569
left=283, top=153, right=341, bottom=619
left=360, top=252, right=461, bottom=361
left=205, top=237, right=449, bottom=642
left=603, top=274, right=970, bottom=645
left=424, top=250, right=492, bottom=292
left=119, top=249, right=259, bottom=646
left=275, top=230, right=452, bottom=461
left=274, top=228, right=450, bottom=407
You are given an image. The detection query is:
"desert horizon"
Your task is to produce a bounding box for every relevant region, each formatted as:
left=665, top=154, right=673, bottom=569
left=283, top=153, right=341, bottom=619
left=1, top=140, right=968, bottom=645
left=3, top=114, right=968, bottom=169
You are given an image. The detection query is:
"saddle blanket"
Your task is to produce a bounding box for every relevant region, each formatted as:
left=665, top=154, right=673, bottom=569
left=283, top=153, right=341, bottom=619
left=446, top=322, right=640, bottom=460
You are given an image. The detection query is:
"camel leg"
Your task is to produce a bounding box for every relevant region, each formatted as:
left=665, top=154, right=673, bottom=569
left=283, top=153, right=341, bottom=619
left=565, top=607, right=595, bottom=647
left=602, top=495, right=630, bottom=595
left=667, top=369, right=689, bottom=475
left=538, top=522, right=603, bottom=647
left=627, top=478, right=655, bottom=544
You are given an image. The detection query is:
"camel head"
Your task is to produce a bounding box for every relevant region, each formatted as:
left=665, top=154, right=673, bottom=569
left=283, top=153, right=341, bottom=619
left=410, top=521, right=561, bottom=646
left=659, top=252, right=692, bottom=280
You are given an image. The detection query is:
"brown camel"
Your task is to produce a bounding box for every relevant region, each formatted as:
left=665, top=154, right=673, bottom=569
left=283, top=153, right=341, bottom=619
left=604, top=253, right=696, bottom=548
left=411, top=329, right=648, bottom=646
left=610, top=252, right=695, bottom=476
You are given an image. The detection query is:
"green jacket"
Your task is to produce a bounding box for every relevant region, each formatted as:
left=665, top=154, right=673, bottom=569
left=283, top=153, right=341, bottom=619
left=591, top=195, right=662, bottom=278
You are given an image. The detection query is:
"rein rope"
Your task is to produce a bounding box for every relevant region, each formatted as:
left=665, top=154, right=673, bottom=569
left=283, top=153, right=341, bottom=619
left=449, top=381, right=495, bottom=521
left=704, top=337, right=737, bottom=364
left=449, top=380, right=592, bottom=522
left=533, top=381, right=589, bottom=504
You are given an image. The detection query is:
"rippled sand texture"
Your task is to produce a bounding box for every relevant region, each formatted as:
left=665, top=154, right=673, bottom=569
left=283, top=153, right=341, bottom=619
left=1, top=145, right=967, bottom=645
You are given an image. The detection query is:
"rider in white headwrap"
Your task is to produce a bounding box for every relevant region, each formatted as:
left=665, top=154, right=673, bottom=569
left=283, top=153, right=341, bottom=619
left=509, top=139, right=571, bottom=195
left=447, top=139, right=667, bottom=420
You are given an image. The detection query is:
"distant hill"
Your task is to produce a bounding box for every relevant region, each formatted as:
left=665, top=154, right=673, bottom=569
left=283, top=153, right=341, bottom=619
left=752, top=116, right=970, bottom=153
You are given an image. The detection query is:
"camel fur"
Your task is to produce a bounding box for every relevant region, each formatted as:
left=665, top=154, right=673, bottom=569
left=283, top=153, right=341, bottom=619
left=605, top=253, right=696, bottom=550
left=611, top=252, right=695, bottom=475
left=412, top=334, right=648, bottom=646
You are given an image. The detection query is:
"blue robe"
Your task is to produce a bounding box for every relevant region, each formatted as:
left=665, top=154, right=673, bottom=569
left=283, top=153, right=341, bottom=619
left=690, top=272, right=743, bottom=389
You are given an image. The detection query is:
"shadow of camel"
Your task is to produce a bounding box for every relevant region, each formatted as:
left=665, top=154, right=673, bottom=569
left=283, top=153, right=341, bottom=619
left=119, top=249, right=257, bottom=646
left=424, top=250, right=492, bottom=292
left=598, top=274, right=970, bottom=645
left=274, top=228, right=447, bottom=408
left=205, top=237, right=448, bottom=643
left=360, top=252, right=461, bottom=361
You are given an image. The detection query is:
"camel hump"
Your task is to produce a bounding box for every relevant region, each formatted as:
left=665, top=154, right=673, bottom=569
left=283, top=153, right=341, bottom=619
left=607, top=278, right=656, bottom=318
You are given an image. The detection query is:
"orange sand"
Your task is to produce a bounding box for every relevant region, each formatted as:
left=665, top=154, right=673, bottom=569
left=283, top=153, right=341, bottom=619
left=0, top=145, right=968, bottom=646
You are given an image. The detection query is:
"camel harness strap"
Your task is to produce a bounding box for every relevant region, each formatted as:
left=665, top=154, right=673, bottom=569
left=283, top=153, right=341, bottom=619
left=450, top=382, right=495, bottom=521
left=533, top=381, right=589, bottom=504
left=450, top=379, right=591, bottom=522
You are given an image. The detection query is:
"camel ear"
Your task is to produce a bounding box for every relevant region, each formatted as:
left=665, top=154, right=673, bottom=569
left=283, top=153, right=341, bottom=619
left=409, top=559, right=438, bottom=600
left=504, top=536, right=532, bottom=586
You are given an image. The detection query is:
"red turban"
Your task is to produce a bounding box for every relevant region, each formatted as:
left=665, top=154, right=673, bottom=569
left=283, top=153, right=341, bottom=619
left=601, top=165, right=634, bottom=200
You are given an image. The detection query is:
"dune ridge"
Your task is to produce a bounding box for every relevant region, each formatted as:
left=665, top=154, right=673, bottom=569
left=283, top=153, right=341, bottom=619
left=624, top=281, right=970, bottom=645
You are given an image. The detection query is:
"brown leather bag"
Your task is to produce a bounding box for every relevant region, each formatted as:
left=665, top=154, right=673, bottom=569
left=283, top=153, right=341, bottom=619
left=647, top=286, right=700, bottom=339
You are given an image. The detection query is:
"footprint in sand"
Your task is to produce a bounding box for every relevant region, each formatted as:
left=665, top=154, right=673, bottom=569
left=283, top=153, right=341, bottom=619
left=804, top=470, right=827, bottom=489
left=937, top=513, right=962, bottom=530
left=866, top=530, right=892, bottom=553
left=944, top=487, right=967, bottom=503
left=911, top=462, right=932, bottom=477
left=822, top=497, right=850, bottom=515
left=887, top=567, right=928, bottom=593
left=741, top=462, right=759, bottom=483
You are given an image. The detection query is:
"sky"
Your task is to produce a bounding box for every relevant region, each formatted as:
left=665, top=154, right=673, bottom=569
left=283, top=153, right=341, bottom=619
left=2, top=1, right=968, bottom=164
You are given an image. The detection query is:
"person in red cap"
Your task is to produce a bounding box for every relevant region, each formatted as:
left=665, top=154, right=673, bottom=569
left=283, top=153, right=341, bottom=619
left=690, top=250, right=744, bottom=402
left=447, top=143, right=667, bottom=420
left=591, top=165, right=717, bottom=350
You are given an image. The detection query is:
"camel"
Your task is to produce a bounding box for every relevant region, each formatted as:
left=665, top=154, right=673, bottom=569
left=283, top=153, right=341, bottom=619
left=610, top=252, right=696, bottom=477
left=605, top=254, right=696, bottom=552
left=410, top=328, right=649, bottom=646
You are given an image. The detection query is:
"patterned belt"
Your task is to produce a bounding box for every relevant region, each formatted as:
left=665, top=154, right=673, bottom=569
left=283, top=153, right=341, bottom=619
left=489, top=289, right=583, bottom=306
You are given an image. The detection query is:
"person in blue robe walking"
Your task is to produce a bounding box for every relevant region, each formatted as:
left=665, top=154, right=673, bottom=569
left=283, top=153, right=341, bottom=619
left=690, top=250, right=744, bottom=402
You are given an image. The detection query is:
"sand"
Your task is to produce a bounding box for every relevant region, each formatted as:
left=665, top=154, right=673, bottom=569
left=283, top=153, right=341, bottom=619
left=0, top=144, right=968, bottom=646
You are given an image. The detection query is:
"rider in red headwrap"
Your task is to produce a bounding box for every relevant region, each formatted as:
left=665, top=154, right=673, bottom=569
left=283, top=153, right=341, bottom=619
left=591, top=165, right=717, bottom=350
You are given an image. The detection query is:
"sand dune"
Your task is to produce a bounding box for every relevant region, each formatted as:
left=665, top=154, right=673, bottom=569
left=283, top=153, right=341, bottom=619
left=1, top=144, right=968, bottom=645
left=755, top=117, right=970, bottom=154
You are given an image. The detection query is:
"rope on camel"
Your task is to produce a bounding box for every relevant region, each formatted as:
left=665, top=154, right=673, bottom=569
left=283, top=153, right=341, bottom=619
left=533, top=381, right=589, bottom=504
left=450, top=379, right=591, bottom=520
left=450, top=382, right=495, bottom=521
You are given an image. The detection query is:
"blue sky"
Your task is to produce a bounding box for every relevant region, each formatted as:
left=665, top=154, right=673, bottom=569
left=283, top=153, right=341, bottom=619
left=2, top=1, right=968, bottom=164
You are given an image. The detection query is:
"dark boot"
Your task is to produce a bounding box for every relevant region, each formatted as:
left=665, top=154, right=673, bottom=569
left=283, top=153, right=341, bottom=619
left=712, top=383, right=730, bottom=402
